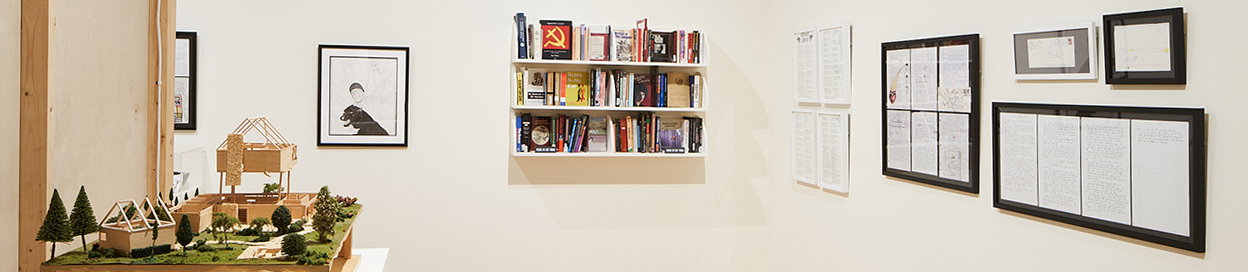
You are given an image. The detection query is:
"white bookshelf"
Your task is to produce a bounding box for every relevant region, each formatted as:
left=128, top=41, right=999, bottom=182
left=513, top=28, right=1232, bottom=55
left=509, top=28, right=709, bottom=158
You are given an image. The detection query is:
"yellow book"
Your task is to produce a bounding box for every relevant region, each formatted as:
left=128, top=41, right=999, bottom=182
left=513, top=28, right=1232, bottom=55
left=565, top=71, right=589, bottom=106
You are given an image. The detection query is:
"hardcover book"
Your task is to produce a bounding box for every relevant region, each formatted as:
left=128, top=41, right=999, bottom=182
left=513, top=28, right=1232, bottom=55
left=658, top=119, right=685, bottom=153
left=515, top=13, right=527, bottom=59
left=633, top=74, right=654, bottom=107
left=539, top=20, right=572, bottom=60
left=587, top=117, right=608, bottom=152
left=589, top=32, right=609, bottom=61
left=665, top=72, right=690, bottom=108
left=520, top=113, right=532, bottom=152
left=565, top=71, right=590, bottom=106
left=531, top=116, right=556, bottom=152
left=524, top=68, right=548, bottom=105
left=650, top=31, right=674, bottom=63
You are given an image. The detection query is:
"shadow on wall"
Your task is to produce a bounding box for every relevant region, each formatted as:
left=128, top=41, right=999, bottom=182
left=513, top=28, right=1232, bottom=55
left=508, top=157, right=706, bottom=185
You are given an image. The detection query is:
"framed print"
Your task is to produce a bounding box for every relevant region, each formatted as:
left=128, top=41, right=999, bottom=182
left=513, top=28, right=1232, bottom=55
left=793, top=30, right=818, bottom=103
left=174, top=31, right=197, bottom=130
left=993, top=102, right=1206, bottom=252
left=318, top=45, right=410, bottom=146
left=1103, top=7, right=1186, bottom=84
left=792, top=109, right=817, bottom=185
left=881, top=34, right=980, bottom=194
left=816, top=110, right=850, bottom=193
left=1013, top=23, right=1098, bottom=80
left=817, top=25, right=852, bottom=104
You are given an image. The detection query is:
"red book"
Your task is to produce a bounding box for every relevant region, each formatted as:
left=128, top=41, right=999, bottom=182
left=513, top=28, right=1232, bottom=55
left=539, top=20, right=572, bottom=60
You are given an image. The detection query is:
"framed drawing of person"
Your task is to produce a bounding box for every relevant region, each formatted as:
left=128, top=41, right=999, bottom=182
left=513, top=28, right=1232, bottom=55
left=318, top=45, right=410, bottom=146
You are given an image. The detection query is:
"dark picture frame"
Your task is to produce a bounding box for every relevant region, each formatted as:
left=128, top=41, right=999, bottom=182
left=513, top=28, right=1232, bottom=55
left=174, top=31, right=197, bottom=130
left=1103, top=7, right=1186, bottom=84
left=317, top=45, right=410, bottom=146
left=1013, top=23, right=1098, bottom=80
left=880, top=34, right=980, bottom=194
left=992, top=102, right=1206, bottom=252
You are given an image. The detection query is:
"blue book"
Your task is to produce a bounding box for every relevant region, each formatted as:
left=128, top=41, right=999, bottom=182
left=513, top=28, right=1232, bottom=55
left=515, top=13, right=528, bottom=59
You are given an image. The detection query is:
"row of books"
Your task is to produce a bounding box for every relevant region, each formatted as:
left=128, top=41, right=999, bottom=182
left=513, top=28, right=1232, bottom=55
left=516, top=68, right=702, bottom=108
left=514, top=13, right=702, bottom=63
left=516, top=113, right=704, bottom=154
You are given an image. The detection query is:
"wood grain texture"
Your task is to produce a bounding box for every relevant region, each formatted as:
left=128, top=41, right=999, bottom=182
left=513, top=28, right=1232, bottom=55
left=19, top=0, right=51, bottom=270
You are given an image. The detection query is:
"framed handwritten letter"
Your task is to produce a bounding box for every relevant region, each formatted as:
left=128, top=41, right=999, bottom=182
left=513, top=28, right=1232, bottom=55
left=993, top=102, right=1206, bottom=252
left=880, top=34, right=980, bottom=194
left=1103, top=7, right=1186, bottom=84
left=1013, top=23, right=1097, bottom=80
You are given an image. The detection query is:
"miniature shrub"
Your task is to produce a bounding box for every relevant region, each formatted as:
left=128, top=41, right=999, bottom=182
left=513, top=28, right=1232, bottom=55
left=235, top=227, right=261, bottom=236
left=296, top=251, right=331, bottom=265
left=289, top=219, right=307, bottom=232
left=196, top=245, right=217, bottom=252
left=87, top=252, right=102, bottom=259
left=272, top=206, right=292, bottom=235
left=281, top=233, right=307, bottom=256
left=97, top=247, right=128, bottom=258
left=129, top=244, right=173, bottom=258
left=252, top=233, right=271, bottom=242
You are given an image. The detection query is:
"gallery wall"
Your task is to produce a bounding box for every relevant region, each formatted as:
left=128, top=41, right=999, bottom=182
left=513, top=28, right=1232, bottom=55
left=765, top=0, right=1248, bottom=271
left=175, top=0, right=772, bottom=271
left=2, top=0, right=20, bottom=267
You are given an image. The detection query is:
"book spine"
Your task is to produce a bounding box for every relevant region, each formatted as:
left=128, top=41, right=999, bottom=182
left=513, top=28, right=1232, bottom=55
left=516, top=116, right=522, bottom=152
left=559, top=72, right=567, bottom=106
left=516, top=69, right=524, bottom=106
left=516, top=13, right=527, bottom=59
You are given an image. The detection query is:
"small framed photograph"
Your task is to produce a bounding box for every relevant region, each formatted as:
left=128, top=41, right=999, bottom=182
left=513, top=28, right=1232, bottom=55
left=174, top=31, right=197, bottom=130
left=1103, top=7, right=1186, bottom=84
left=1013, top=23, right=1097, bottom=80
left=318, top=45, right=410, bottom=146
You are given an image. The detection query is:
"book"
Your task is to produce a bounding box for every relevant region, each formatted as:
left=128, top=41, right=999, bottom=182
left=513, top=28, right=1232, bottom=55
left=612, top=28, right=633, bottom=62
left=545, top=72, right=555, bottom=105
left=539, top=20, right=572, bottom=60
left=529, top=24, right=540, bottom=59
left=515, top=13, right=527, bottom=59
left=524, top=68, right=547, bottom=105
left=531, top=116, right=554, bottom=152
left=633, top=73, right=654, bottom=107
left=691, top=31, right=700, bottom=63
left=666, top=72, right=690, bottom=108
left=587, top=117, right=608, bottom=152
left=559, top=72, right=567, bottom=105
left=691, top=74, right=701, bottom=108
left=650, top=31, right=673, bottom=63
left=520, top=113, right=533, bottom=152
left=589, top=31, right=609, bottom=61
left=516, top=70, right=523, bottom=105
left=571, top=24, right=580, bottom=61
left=658, top=118, right=685, bottom=153
left=565, top=71, right=589, bottom=106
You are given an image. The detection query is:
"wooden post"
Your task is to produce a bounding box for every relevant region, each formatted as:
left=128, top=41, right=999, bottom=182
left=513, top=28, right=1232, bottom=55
left=19, top=0, right=53, bottom=270
left=146, top=0, right=175, bottom=200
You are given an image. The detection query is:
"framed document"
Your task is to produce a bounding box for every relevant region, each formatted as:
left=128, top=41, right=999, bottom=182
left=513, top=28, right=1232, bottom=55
left=880, top=34, right=980, bottom=194
left=817, top=25, right=852, bottom=105
left=1013, top=23, right=1097, bottom=80
left=993, top=102, right=1206, bottom=252
left=174, top=32, right=197, bottom=130
left=793, top=30, right=819, bottom=103
left=1103, top=7, right=1186, bottom=84
left=318, top=45, right=410, bottom=146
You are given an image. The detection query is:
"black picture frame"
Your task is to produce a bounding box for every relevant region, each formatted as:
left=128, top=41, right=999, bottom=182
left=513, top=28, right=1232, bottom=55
left=317, top=44, right=410, bottom=146
left=1103, top=7, right=1186, bottom=84
left=992, top=102, right=1206, bottom=252
left=174, top=31, right=197, bottom=130
left=880, top=34, right=981, bottom=194
left=1012, top=23, right=1097, bottom=80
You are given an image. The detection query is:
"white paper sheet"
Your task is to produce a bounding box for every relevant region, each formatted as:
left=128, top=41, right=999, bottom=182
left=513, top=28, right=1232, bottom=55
left=910, top=47, right=938, bottom=111
left=818, top=111, right=849, bottom=192
left=1027, top=36, right=1078, bottom=68
left=885, top=49, right=911, bottom=109
left=886, top=110, right=912, bottom=171
left=1037, top=115, right=1082, bottom=214
left=1131, top=119, right=1190, bottom=236
left=1113, top=23, right=1172, bottom=72
left=792, top=110, right=818, bottom=185
left=939, top=44, right=971, bottom=88
left=175, top=38, right=191, bottom=77
left=173, top=77, right=191, bottom=124
left=937, top=87, right=972, bottom=113
left=999, top=113, right=1039, bottom=206
left=938, top=113, right=970, bottom=182
left=1080, top=117, right=1132, bottom=224
left=910, top=111, right=939, bottom=176
left=794, top=30, right=819, bottom=103
left=818, top=26, right=850, bottom=104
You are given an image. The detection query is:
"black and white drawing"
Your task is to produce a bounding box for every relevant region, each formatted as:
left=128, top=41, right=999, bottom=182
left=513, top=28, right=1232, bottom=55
left=318, top=45, right=409, bottom=146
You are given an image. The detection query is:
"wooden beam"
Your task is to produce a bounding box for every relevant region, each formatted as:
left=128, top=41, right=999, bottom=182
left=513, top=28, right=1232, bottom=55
left=19, top=0, right=53, bottom=270
left=160, top=0, right=176, bottom=203
left=147, top=0, right=175, bottom=199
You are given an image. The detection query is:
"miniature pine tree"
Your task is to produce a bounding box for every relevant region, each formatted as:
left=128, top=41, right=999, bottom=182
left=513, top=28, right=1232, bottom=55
left=184, top=192, right=189, bottom=201
left=312, top=186, right=339, bottom=243
left=271, top=205, right=292, bottom=235
left=169, top=188, right=175, bottom=202
left=176, top=214, right=193, bottom=256
left=37, top=189, right=73, bottom=255
left=194, top=188, right=199, bottom=197
left=68, top=186, right=99, bottom=255
left=150, top=217, right=160, bottom=250
left=281, top=233, right=306, bottom=256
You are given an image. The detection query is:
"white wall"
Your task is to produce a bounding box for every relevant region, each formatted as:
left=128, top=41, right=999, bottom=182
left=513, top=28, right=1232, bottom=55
left=766, top=0, right=1248, bottom=271
left=176, top=0, right=772, bottom=271
left=1, top=0, right=21, bottom=269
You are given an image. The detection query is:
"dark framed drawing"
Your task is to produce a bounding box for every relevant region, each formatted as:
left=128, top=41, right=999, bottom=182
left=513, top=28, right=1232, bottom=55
left=174, top=31, right=197, bottom=130
left=1013, top=23, right=1098, bottom=80
left=993, top=102, right=1206, bottom=252
left=317, top=45, right=410, bottom=146
left=881, top=34, right=980, bottom=194
left=1103, top=7, right=1186, bottom=84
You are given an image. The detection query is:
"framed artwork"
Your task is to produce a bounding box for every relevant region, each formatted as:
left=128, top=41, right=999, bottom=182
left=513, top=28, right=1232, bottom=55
left=1013, top=23, right=1098, bottom=80
left=993, top=102, right=1206, bottom=252
left=817, top=25, right=851, bottom=104
left=816, top=110, right=850, bottom=192
left=317, top=45, right=410, bottom=146
left=880, top=34, right=980, bottom=194
left=793, top=30, right=818, bottom=103
left=791, top=109, right=817, bottom=185
left=174, top=31, right=197, bottom=130
left=1103, top=7, right=1186, bottom=84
